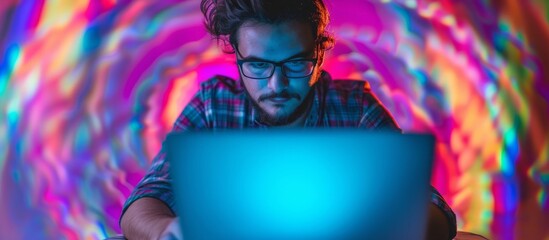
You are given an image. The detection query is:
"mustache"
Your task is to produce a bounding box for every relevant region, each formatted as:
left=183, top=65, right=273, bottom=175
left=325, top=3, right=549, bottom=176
left=258, top=91, right=301, bottom=102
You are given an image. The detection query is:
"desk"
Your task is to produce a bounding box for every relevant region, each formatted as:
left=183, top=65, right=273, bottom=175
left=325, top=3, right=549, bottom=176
left=106, top=231, right=488, bottom=240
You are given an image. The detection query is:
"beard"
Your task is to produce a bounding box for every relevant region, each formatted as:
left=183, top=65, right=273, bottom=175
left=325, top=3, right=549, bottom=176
left=243, top=85, right=315, bottom=126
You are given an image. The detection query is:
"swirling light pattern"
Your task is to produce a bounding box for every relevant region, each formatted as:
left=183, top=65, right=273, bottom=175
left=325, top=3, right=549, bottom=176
left=1, top=0, right=548, bottom=239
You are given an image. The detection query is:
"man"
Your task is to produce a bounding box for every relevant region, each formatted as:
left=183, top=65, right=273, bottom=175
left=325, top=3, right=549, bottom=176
left=120, top=0, right=457, bottom=239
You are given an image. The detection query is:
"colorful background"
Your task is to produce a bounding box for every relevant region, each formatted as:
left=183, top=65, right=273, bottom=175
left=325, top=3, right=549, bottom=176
left=1, top=0, right=548, bottom=239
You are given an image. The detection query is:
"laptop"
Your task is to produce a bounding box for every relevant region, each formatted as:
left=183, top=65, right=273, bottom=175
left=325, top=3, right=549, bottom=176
left=166, top=129, right=435, bottom=239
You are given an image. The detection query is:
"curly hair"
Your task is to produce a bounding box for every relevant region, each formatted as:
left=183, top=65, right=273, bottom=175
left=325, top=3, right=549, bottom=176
left=200, top=0, right=335, bottom=53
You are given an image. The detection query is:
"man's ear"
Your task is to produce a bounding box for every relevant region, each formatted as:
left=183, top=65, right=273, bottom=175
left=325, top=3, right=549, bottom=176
left=309, top=49, right=326, bottom=85
left=232, top=44, right=239, bottom=56
left=317, top=50, right=325, bottom=68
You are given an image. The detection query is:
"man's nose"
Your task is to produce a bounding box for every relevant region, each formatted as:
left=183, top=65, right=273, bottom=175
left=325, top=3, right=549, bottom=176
left=268, top=66, right=289, bottom=93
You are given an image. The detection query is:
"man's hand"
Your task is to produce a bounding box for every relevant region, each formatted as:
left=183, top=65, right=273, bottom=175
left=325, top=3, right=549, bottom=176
left=120, top=197, right=176, bottom=240
left=159, top=217, right=183, bottom=240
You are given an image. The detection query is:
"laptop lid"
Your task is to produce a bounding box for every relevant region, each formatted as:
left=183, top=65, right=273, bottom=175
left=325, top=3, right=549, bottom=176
left=166, top=129, right=434, bottom=239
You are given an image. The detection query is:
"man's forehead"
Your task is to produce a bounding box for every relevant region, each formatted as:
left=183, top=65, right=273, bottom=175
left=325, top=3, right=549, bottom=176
left=235, top=21, right=316, bottom=61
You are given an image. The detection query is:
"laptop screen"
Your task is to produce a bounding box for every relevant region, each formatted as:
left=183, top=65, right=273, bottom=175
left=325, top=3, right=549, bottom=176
left=166, top=129, right=434, bottom=239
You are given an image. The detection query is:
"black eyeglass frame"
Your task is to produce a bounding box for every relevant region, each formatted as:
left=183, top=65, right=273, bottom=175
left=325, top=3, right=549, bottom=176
left=233, top=44, right=319, bottom=79
left=236, top=58, right=318, bottom=79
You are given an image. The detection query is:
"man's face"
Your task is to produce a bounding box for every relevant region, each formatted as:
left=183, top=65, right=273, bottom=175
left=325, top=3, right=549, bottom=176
left=235, top=21, right=322, bottom=126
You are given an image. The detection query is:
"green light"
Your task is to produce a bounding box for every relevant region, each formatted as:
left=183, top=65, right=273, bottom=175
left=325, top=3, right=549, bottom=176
left=0, top=73, right=7, bottom=96
left=538, top=190, right=547, bottom=207
left=7, top=109, right=19, bottom=125
left=0, top=44, right=21, bottom=96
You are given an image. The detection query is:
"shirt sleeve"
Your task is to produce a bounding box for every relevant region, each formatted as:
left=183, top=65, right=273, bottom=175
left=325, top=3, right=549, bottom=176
left=120, top=91, right=208, bottom=222
left=359, top=88, right=457, bottom=239
left=431, top=186, right=457, bottom=239
left=357, top=89, right=401, bottom=131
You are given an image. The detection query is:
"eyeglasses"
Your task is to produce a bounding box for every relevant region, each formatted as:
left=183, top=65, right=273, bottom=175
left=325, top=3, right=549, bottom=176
left=236, top=58, right=318, bottom=79
left=233, top=44, right=318, bottom=79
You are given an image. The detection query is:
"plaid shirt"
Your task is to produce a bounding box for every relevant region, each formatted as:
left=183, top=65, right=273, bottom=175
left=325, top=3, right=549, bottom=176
left=122, top=72, right=457, bottom=238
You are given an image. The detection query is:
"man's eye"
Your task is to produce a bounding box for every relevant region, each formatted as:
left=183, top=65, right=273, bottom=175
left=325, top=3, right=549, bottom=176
left=248, top=62, right=270, bottom=68
left=285, top=61, right=309, bottom=68
left=288, top=60, right=305, bottom=65
left=285, top=61, right=309, bottom=70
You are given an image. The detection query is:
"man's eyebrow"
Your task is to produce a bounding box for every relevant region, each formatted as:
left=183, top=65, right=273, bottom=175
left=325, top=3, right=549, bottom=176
left=240, top=50, right=315, bottom=62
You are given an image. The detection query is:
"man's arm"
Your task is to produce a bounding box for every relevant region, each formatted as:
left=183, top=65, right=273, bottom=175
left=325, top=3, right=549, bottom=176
left=358, top=89, right=457, bottom=239
left=427, top=203, right=451, bottom=240
left=120, top=89, right=210, bottom=239
left=428, top=186, right=457, bottom=239
left=120, top=197, right=175, bottom=240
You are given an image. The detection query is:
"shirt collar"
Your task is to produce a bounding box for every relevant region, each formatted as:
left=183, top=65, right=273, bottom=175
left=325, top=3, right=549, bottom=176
left=250, top=71, right=331, bottom=128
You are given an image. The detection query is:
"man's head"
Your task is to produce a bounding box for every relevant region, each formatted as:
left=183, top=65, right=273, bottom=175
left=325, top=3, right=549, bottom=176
left=201, top=0, right=334, bottom=126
